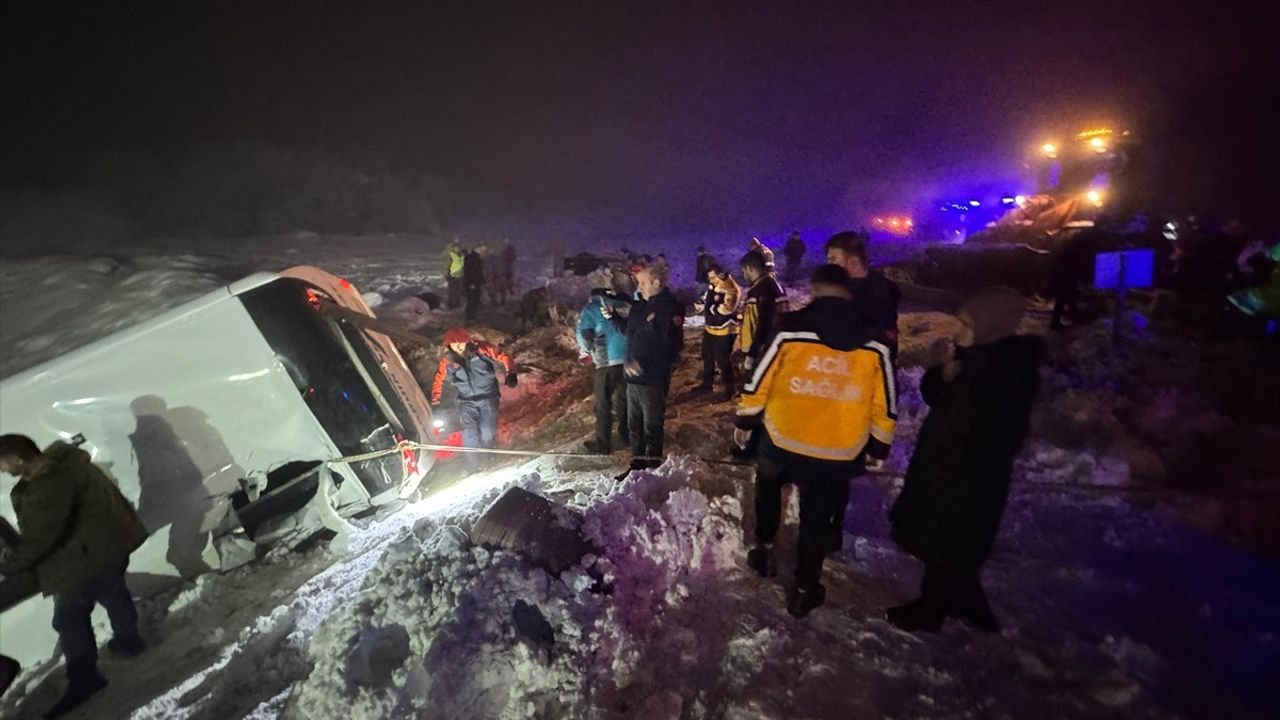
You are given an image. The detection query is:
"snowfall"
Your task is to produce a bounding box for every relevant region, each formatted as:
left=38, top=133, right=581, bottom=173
left=1, top=233, right=1278, bottom=720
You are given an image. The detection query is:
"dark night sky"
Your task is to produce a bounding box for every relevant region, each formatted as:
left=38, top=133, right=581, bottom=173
left=3, top=0, right=1278, bottom=235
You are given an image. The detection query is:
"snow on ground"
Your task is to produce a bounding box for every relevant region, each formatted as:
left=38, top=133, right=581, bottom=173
left=3, top=235, right=1278, bottom=719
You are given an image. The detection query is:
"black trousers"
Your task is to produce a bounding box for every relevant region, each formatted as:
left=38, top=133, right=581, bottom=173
left=52, top=560, right=138, bottom=678
left=917, top=561, right=990, bottom=617
left=446, top=276, right=463, bottom=308
left=464, top=283, right=483, bottom=321
left=700, top=332, right=736, bottom=387
left=754, top=454, right=852, bottom=592
left=626, top=382, right=667, bottom=459
left=594, top=364, right=629, bottom=450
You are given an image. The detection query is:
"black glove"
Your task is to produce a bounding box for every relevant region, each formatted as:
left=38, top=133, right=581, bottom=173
left=505, top=373, right=519, bottom=388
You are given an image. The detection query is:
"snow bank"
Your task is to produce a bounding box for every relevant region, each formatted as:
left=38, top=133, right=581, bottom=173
left=291, top=458, right=745, bottom=719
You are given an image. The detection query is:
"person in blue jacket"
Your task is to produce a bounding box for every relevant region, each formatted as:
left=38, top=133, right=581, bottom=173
left=577, top=272, right=632, bottom=453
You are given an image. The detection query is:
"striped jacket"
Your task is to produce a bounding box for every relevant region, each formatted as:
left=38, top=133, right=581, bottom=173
left=736, top=296, right=896, bottom=464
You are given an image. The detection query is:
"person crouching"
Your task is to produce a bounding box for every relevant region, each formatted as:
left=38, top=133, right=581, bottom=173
left=735, top=264, right=897, bottom=618
left=430, top=328, right=518, bottom=467
left=887, top=287, right=1041, bottom=633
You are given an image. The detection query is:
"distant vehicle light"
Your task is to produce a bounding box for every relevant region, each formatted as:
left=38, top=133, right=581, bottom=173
left=1086, top=189, right=1104, bottom=206
left=969, top=200, right=981, bottom=207
left=1001, top=197, right=1015, bottom=205
left=1041, top=142, right=1058, bottom=157
left=1089, top=137, right=1107, bottom=152
left=1015, top=195, right=1027, bottom=207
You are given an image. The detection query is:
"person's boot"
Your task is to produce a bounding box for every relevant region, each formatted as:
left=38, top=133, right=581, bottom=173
left=582, top=439, right=610, bottom=455
left=43, top=668, right=107, bottom=719
left=106, top=632, right=148, bottom=658
left=885, top=597, right=945, bottom=633
left=787, top=584, right=826, bottom=619
left=0, top=654, right=20, bottom=699
left=948, top=579, right=1000, bottom=633
left=746, top=545, right=776, bottom=578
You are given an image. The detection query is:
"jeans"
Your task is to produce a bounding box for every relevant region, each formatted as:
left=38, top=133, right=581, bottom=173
left=460, top=396, right=500, bottom=467
left=52, top=560, right=138, bottom=678
left=700, top=332, right=736, bottom=387
left=594, top=364, right=629, bottom=450
left=754, top=455, right=852, bottom=592
left=626, top=382, right=668, bottom=460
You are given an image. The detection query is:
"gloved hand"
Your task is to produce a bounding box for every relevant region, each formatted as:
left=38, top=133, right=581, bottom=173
left=743, top=356, right=755, bottom=372
left=578, top=353, right=594, bottom=367
left=732, top=427, right=752, bottom=450
left=505, top=373, right=519, bottom=388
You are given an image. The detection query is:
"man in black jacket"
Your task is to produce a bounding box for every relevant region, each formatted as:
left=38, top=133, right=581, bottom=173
left=463, top=244, right=486, bottom=322
left=609, top=264, right=684, bottom=469
left=783, top=231, right=806, bottom=284
left=826, top=231, right=901, bottom=358
left=888, top=287, right=1040, bottom=633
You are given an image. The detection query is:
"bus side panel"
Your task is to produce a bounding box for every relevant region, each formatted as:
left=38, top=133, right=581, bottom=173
left=0, top=296, right=339, bottom=674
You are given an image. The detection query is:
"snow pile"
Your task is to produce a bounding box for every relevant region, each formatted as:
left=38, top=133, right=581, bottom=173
left=290, top=458, right=746, bottom=719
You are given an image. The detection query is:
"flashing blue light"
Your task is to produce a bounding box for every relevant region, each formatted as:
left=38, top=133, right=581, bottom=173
left=969, top=200, right=981, bottom=207
left=1001, top=197, right=1015, bottom=204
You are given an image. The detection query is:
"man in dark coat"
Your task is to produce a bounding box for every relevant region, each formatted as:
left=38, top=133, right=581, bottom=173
left=463, top=244, right=486, bottom=322
left=0, top=435, right=150, bottom=718
left=887, top=287, right=1041, bottom=633
left=783, top=231, right=806, bottom=284
left=826, top=231, right=901, bottom=358
left=609, top=264, right=684, bottom=469
left=694, top=246, right=716, bottom=286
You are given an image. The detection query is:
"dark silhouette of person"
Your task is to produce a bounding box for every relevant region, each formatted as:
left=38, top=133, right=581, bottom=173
left=130, top=396, right=240, bottom=580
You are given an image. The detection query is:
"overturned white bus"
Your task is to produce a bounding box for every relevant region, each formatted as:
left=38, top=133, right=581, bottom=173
left=0, top=265, right=433, bottom=685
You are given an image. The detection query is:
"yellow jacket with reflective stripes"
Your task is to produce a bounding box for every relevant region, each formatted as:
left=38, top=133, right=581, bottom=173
left=736, top=297, right=896, bottom=463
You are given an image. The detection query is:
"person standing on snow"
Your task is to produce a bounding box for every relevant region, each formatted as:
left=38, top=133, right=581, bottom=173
left=783, top=231, right=806, bottom=285
left=887, top=287, right=1040, bottom=633
left=576, top=273, right=631, bottom=454
left=736, top=251, right=787, bottom=373
left=748, top=237, right=777, bottom=275
left=463, top=244, right=486, bottom=322
left=443, top=239, right=466, bottom=309
left=0, top=434, right=150, bottom=719
left=825, top=231, right=901, bottom=358
left=500, top=238, right=518, bottom=301
left=430, top=328, right=518, bottom=464
left=735, top=264, right=897, bottom=618
left=607, top=264, right=684, bottom=470
left=693, top=265, right=741, bottom=398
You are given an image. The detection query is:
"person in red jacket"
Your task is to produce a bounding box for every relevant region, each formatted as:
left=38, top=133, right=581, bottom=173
left=431, top=328, right=518, bottom=464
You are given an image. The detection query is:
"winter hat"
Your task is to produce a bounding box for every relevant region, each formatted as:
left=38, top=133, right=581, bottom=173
left=442, top=327, right=472, bottom=346
left=957, top=287, right=1026, bottom=345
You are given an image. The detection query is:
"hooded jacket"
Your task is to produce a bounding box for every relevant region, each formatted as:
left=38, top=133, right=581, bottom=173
left=431, top=341, right=514, bottom=403
left=576, top=288, right=629, bottom=367
left=4, top=442, right=148, bottom=596
left=890, top=335, right=1043, bottom=568
left=618, top=287, right=684, bottom=385
left=736, top=296, right=896, bottom=468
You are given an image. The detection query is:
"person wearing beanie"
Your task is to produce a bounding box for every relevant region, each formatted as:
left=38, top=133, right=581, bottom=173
left=431, top=327, right=518, bottom=463
left=887, top=287, right=1042, bottom=633
left=576, top=272, right=632, bottom=454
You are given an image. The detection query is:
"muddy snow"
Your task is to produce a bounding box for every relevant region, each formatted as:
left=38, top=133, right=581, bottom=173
left=2, top=235, right=1278, bottom=719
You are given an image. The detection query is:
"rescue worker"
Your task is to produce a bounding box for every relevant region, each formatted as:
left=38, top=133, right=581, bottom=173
left=783, top=231, right=806, bottom=284
left=749, top=237, right=777, bottom=274
left=607, top=264, right=684, bottom=469
left=430, top=328, right=518, bottom=465
left=693, top=265, right=741, bottom=398
left=576, top=272, right=631, bottom=454
left=444, top=239, right=465, bottom=309
left=887, top=288, right=1040, bottom=633
left=0, top=434, right=150, bottom=719
left=825, top=231, right=900, bottom=357
left=737, top=251, right=787, bottom=373
left=735, top=264, right=896, bottom=619
left=463, top=243, right=486, bottom=322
